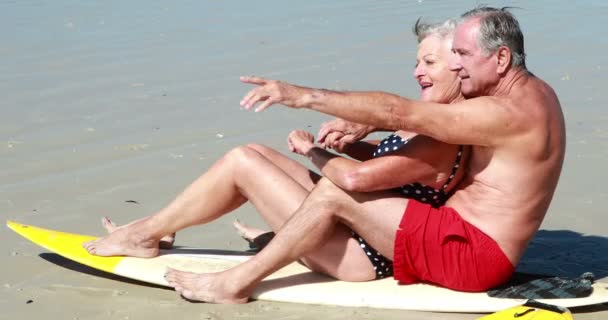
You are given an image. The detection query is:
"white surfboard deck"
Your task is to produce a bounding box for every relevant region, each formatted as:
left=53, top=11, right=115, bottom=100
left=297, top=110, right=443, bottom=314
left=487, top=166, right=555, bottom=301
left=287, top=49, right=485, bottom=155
left=7, top=221, right=608, bottom=312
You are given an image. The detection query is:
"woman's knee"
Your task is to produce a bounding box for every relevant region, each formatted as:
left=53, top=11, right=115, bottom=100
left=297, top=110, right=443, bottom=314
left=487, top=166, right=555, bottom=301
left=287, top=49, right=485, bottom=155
left=225, top=145, right=265, bottom=168
left=244, top=143, right=272, bottom=155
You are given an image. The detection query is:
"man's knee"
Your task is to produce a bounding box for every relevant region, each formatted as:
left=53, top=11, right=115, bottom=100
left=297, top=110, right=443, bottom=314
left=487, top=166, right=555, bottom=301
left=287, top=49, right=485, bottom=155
left=305, top=178, right=354, bottom=219
left=314, top=177, right=346, bottom=197
left=304, top=197, right=343, bottom=221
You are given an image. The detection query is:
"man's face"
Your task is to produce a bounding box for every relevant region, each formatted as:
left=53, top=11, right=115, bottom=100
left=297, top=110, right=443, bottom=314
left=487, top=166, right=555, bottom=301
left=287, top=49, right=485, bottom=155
left=449, top=18, right=499, bottom=98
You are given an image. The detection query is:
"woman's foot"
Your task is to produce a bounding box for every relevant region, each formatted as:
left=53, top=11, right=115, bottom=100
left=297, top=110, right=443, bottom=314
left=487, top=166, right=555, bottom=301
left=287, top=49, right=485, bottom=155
left=83, top=219, right=160, bottom=258
left=102, top=216, right=176, bottom=249
left=232, top=220, right=275, bottom=251
left=165, top=268, right=249, bottom=304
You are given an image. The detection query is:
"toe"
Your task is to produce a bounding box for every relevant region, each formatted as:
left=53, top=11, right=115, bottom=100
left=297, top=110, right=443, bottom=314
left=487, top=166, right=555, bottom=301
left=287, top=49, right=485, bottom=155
left=165, top=268, right=181, bottom=281
left=84, top=245, right=96, bottom=254
left=102, top=217, right=117, bottom=233
left=82, top=241, right=93, bottom=250
left=181, top=289, right=195, bottom=301
left=233, top=219, right=248, bottom=238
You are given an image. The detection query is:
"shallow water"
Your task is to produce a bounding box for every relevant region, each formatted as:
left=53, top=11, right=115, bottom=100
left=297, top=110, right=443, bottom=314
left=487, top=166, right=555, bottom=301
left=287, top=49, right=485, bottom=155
left=1, top=1, right=608, bottom=319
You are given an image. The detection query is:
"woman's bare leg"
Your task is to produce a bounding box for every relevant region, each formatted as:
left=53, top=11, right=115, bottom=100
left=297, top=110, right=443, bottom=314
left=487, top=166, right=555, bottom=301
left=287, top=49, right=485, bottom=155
left=83, top=145, right=311, bottom=257
left=233, top=141, right=377, bottom=243
left=246, top=143, right=321, bottom=191
left=101, top=217, right=175, bottom=249
left=98, top=143, right=318, bottom=249
left=83, top=147, right=377, bottom=282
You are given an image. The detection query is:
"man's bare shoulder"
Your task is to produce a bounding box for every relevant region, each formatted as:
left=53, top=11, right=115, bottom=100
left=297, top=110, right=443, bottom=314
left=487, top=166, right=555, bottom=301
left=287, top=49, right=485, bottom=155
left=514, top=73, right=559, bottom=105
left=460, top=95, right=518, bottom=117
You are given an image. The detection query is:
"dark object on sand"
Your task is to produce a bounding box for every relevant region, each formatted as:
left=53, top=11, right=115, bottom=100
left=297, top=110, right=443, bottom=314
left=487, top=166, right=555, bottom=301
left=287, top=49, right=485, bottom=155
left=488, top=272, right=594, bottom=299
left=246, top=232, right=275, bottom=252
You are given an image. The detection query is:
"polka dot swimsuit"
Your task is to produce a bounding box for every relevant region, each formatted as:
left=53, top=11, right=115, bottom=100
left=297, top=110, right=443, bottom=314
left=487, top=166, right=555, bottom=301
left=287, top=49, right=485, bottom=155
left=352, top=133, right=464, bottom=279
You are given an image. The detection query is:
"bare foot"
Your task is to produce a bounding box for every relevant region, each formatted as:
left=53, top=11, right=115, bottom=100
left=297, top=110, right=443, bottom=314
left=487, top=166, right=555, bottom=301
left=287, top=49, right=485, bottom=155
left=102, top=217, right=176, bottom=249
left=83, top=220, right=160, bottom=258
left=233, top=220, right=275, bottom=252
left=165, top=268, right=249, bottom=304
left=232, top=219, right=267, bottom=241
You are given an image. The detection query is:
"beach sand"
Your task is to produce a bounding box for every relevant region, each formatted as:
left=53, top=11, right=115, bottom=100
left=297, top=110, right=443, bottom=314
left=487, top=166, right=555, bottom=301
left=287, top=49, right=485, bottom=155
left=2, top=1, right=608, bottom=319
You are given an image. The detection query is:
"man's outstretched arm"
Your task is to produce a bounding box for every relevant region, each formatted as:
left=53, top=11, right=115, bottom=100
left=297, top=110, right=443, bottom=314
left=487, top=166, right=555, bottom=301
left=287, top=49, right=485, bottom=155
left=240, top=76, right=526, bottom=147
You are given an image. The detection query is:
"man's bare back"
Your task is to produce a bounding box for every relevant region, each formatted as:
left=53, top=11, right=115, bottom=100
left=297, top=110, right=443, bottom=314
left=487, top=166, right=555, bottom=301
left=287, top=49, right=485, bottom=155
left=446, top=72, right=565, bottom=266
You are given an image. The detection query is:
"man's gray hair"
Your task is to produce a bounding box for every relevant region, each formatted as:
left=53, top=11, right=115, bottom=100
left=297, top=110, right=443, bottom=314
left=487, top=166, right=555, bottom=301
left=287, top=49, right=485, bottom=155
left=461, top=6, right=526, bottom=68
left=413, top=18, right=457, bottom=44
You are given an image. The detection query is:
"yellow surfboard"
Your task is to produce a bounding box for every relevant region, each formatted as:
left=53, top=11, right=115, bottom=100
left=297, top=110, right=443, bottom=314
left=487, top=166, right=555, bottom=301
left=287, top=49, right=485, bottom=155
left=8, top=220, right=608, bottom=312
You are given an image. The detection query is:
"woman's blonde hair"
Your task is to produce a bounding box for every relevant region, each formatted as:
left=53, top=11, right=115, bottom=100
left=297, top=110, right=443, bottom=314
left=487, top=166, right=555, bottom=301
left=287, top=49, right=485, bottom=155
left=413, top=18, right=457, bottom=43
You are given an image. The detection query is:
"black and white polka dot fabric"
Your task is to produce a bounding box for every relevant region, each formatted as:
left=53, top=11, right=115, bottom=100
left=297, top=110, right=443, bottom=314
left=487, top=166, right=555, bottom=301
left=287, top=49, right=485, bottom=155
left=351, top=230, right=393, bottom=279
left=372, top=133, right=408, bottom=157
left=399, top=146, right=463, bottom=207
left=352, top=133, right=464, bottom=279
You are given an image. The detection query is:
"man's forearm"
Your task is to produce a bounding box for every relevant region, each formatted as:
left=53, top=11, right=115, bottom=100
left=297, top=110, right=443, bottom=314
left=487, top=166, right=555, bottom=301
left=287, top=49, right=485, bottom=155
left=299, top=88, right=415, bottom=132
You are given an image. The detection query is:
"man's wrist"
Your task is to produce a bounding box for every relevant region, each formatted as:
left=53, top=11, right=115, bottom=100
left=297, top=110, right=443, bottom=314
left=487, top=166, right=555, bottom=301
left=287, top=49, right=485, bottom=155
left=363, top=124, right=376, bottom=135
left=295, top=88, right=312, bottom=109
left=300, top=88, right=331, bottom=109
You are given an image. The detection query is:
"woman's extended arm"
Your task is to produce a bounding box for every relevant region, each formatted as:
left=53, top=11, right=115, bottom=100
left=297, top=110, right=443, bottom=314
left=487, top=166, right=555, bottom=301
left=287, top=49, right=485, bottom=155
left=288, top=130, right=456, bottom=192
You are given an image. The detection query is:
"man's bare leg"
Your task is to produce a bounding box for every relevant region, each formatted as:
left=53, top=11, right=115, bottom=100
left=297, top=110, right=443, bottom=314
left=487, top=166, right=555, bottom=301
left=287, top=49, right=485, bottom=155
left=165, top=178, right=407, bottom=303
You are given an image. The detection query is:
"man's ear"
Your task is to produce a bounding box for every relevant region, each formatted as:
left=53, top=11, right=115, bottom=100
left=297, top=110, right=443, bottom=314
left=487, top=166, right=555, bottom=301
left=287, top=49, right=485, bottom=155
left=496, top=46, right=511, bottom=74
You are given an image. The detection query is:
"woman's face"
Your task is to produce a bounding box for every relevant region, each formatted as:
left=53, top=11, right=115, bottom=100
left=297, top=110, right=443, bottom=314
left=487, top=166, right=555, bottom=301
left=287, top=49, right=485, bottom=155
left=414, top=34, right=461, bottom=103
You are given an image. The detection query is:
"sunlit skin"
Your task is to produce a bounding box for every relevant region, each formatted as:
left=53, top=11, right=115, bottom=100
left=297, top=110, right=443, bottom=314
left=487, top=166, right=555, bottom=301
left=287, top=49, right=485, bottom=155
left=234, top=34, right=465, bottom=249
left=450, top=17, right=503, bottom=98
left=81, top=33, right=472, bottom=303
left=317, top=34, right=463, bottom=151
left=196, top=15, right=563, bottom=304
left=415, top=35, right=461, bottom=104
left=82, top=12, right=565, bottom=305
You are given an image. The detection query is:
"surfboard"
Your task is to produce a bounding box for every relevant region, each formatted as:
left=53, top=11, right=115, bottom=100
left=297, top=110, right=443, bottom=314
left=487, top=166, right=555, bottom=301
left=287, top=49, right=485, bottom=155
left=7, top=220, right=608, bottom=312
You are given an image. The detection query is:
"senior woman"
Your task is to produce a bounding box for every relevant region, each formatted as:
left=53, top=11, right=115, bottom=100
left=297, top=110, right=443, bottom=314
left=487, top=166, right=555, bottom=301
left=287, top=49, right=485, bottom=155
left=86, top=19, right=466, bottom=285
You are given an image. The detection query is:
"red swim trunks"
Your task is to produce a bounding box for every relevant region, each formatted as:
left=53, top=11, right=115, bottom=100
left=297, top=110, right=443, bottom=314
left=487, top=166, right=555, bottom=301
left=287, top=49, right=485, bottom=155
left=393, top=200, right=515, bottom=292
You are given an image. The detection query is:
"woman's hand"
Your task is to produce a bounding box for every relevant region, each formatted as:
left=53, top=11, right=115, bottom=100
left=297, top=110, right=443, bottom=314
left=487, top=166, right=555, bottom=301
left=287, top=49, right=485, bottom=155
left=317, top=118, right=374, bottom=153
left=287, top=130, right=316, bottom=156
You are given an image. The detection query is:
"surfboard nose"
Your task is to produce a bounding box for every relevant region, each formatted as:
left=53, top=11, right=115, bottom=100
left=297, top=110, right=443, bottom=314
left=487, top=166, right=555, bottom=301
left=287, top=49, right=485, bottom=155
left=7, top=220, right=27, bottom=232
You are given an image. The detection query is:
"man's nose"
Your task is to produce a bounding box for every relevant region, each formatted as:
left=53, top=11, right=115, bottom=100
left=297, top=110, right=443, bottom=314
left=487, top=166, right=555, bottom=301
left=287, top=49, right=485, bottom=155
left=449, top=53, right=462, bottom=72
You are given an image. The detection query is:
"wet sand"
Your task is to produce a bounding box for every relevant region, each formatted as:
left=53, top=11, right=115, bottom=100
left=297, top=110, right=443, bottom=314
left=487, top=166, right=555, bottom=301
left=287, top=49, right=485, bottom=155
left=2, top=1, right=608, bottom=319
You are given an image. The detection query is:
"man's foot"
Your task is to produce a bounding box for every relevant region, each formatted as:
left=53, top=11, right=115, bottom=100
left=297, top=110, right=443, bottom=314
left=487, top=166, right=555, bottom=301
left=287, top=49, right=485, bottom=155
left=83, top=220, right=160, bottom=258
left=232, top=220, right=275, bottom=251
left=165, top=268, right=249, bottom=304
left=102, top=217, right=176, bottom=249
